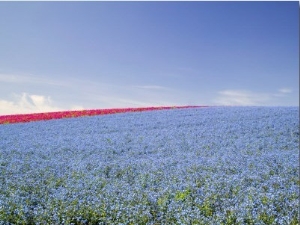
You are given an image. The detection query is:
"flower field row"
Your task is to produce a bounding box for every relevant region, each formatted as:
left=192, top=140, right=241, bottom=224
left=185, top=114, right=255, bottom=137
left=0, top=106, right=201, bottom=124
left=0, top=107, right=299, bottom=224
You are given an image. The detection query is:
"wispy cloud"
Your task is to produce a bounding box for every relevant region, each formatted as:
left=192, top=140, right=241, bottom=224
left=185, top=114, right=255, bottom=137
left=0, top=93, right=63, bottom=115
left=278, top=88, right=292, bottom=94
left=112, top=97, right=173, bottom=107
left=214, top=88, right=296, bottom=106
left=273, top=88, right=293, bottom=97
left=70, top=105, right=85, bottom=110
left=133, top=85, right=170, bottom=90
left=214, top=90, right=271, bottom=106
left=0, top=73, right=67, bottom=87
left=0, top=74, right=22, bottom=83
left=85, top=89, right=179, bottom=108
left=0, top=73, right=183, bottom=114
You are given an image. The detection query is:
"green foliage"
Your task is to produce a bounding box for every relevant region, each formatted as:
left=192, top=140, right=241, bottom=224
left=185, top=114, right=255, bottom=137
left=222, top=210, right=239, bottom=225
left=198, top=199, right=215, bottom=217
left=289, top=216, right=300, bottom=225
left=261, top=196, right=269, bottom=205
left=175, top=188, right=192, bottom=201
left=157, top=192, right=171, bottom=208
left=243, top=214, right=256, bottom=225
left=258, top=211, right=275, bottom=225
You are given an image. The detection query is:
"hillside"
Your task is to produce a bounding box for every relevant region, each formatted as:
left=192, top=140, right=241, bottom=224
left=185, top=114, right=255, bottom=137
left=0, top=107, right=298, bottom=224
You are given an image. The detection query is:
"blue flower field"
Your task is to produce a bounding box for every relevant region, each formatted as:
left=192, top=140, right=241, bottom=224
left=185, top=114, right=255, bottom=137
left=0, top=107, right=299, bottom=224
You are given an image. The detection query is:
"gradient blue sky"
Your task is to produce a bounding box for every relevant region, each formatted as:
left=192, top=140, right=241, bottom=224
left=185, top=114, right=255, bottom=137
left=0, top=1, right=299, bottom=115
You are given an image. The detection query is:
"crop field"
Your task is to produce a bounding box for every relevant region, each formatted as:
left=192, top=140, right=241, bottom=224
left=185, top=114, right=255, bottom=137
left=0, top=107, right=299, bottom=224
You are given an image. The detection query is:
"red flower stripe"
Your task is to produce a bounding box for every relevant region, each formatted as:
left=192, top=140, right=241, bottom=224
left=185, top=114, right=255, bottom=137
left=0, top=106, right=204, bottom=124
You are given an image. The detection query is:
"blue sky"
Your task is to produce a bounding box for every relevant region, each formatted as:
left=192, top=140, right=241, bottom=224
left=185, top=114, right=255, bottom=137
left=0, top=1, right=298, bottom=115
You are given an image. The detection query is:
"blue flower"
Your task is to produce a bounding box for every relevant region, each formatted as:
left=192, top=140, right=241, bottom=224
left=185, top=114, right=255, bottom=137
left=0, top=107, right=298, bottom=224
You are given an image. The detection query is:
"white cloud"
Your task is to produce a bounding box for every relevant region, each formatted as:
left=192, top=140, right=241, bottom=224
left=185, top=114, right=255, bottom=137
left=115, top=97, right=177, bottom=107
left=0, top=93, right=63, bottom=115
left=0, top=74, right=21, bottom=83
left=133, top=85, right=170, bottom=90
left=278, top=88, right=292, bottom=94
left=88, top=94, right=178, bottom=109
left=0, top=100, right=17, bottom=115
left=70, top=105, right=85, bottom=110
left=214, top=90, right=271, bottom=106
left=273, top=88, right=293, bottom=98
left=214, top=88, right=297, bottom=106
left=0, top=73, right=68, bottom=87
